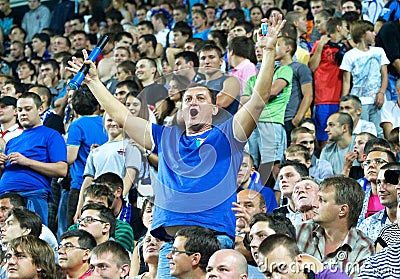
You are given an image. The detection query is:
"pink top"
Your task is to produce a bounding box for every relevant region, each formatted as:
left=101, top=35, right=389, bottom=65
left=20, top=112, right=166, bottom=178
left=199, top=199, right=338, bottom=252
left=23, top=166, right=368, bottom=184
left=230, top=59, right=259, bottom=95
left=366, top=193, right=385, bottom=218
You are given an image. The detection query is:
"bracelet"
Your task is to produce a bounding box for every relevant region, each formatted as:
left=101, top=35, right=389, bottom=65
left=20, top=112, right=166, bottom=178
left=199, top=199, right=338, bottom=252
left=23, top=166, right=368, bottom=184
left=144, top=150, right=152, bottom=157
left=377, top=92, right=384, bottom=95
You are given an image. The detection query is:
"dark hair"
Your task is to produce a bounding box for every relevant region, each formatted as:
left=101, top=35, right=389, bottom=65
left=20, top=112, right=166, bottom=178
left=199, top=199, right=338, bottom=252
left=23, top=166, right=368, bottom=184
left=10, top=26, right=27, bottom=40
left=350, top=20, right=374, bottom=44
left=364, top=138, right=392, bottom=155
left=81, top=203, right=116, bottom=238
left=0, top=193, right=27, bottom=208
left=326, top=16, right=342, bottom=34
left=365, top=147, right=396, bottom=163
left=18, top=92, right=42, bottom=108
left=320, top=176, right=364, bottom=228
left=7, top=235, right=56, bottom=279
left=17, top=61, right=36, bottom=78
left=90, top=240, right=130, bottom=267
left=250, top=6, right=265, bottom=19
left=341, top=11, right=360, bottom=23
left=281, top=22, right=298, bottom=40
left=265, top=7, right=283, bottom=19
left=199, top=44, right=223, bottom=58
left=249, top=213, right=296, bottom=239
left=7, top=208, right=42, bottom=237
left=258, top=233, right=300, bottom=259
left=83, top=183, right=115, bottom=207
left=117, top=60, right=136, bottom=75
left=125, top=90, right=150, bottom=120
left=175, top=227, right=220, bottom=272
left=71, top=86, right=99, bottom=115
left=227, top=8, right=246, bottom=23
left=340, top=94, right=362, bottom=109
left=152, top=12, right=168, bottom=26
left=175, top=51, right=200, bottom=68
left=173, top=21, right=193, bottom=38
left=32, top=33, right=51, bottom=48
left=185, top=83, right=217, bottom=105
left=138, top=20, right=154, bottom=31
left=228, top=36, right=257, bottom=64
left=139, top=34, right=157, bottom=50
left=341, top=0, right=362, bottom=11
left=208, top=30, right=228, bottom=50
left=285, top=144, right=311, bottom=162
left=279, top=36, right=297, bottom=56
left=279, top=160, right=309, bottom=177
left=140, top=196, right=154, bottom=219
left=234, top=21, right=254, bottom=34
left=60, top=229, right=97, bottom=250
left=94, top=172, right=124, bottom=193
left=114, top=31, right=133, bottom=43
left=28, top=85, right=52, bottom=107
left=106, top=9, right=123, bottom=23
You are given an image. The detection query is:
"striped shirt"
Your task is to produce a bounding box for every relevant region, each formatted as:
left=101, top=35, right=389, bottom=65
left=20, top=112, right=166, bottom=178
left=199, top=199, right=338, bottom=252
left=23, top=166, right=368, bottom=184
left=376, top=223, right=400, bottom=248
left=358, top=241, right=400, bottom=278
left=296, top=222, right=375, bottom=278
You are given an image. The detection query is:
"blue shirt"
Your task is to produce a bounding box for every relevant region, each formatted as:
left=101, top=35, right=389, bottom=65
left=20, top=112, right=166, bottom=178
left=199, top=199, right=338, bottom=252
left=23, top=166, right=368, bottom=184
left=0, top=126, right=67, bottom=193
left=67, top=116, right=108, bottom=189
left=150, top=118, right=245, bottom=240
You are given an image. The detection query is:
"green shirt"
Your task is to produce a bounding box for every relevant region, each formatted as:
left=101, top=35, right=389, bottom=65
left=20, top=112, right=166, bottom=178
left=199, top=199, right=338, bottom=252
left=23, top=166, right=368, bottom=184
left=243, top=65, right=293, bottom=124
left=69, top=219, right=134, bottom=252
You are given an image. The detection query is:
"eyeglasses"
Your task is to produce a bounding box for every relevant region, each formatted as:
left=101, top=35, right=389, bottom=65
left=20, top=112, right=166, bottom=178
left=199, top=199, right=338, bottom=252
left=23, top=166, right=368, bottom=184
left=77, top=216, right=105, bottom=225
left=170, top=247, right=196, bottom=256
left=362, top=159, right=388, bottom=168
left=55, top=242, right=87, bottom=252
left=4, top=252, right=28, bottom=263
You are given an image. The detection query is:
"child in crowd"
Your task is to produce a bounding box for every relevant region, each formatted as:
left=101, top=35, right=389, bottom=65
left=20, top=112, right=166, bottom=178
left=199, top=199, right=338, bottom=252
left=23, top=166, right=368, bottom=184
left=340, top=20, right=389, bottom=137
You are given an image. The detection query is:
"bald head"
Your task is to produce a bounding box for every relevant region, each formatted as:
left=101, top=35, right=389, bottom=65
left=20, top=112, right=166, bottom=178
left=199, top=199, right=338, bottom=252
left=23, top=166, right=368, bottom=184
left=238, top=190, right=266, bottom=214
left=206, top=249, right=248, bottom=279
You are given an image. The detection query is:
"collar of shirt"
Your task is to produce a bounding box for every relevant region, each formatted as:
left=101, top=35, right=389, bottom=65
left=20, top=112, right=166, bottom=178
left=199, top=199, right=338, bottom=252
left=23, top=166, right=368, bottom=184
left=232, top=59, right=253, bottom=72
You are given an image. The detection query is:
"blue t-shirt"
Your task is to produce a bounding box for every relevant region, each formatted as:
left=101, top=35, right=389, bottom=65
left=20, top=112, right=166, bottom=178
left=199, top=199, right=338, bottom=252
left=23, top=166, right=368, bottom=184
left=150, top=118, right=245, bottom=240
left=67, top=116, right=108, bottom=189
left=0, top=126, right=67, bottom=193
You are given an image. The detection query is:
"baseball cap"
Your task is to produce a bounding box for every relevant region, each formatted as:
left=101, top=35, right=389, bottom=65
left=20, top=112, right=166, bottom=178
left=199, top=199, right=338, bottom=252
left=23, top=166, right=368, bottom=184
left=0, top=96, right=17, bottom=107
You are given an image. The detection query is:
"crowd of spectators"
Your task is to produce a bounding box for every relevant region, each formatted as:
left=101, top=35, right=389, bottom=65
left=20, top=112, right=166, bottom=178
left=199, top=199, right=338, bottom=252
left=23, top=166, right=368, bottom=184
left=0, top=0, right=399, bottom=278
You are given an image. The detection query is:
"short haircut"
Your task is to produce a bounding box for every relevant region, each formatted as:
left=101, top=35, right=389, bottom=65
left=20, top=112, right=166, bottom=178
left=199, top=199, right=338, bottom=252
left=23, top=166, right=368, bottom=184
left=238, top=189, right=266, bottom=211
left=228, top=36, right=256, bottom=62
left=388, top=127, right=399, bottom=147
left=258, top=233, right=300, bottom=260
left=83, top=183, right=115, bottom=207
left=279, top=160, right=309, bottom=177
left=71, top=86, right=99, bottom=115
left=341, top=0, right=362, bottom=11
left=175, top=226, right=220, bottom=272
left=285, top=11, right=306, bottom=24
left=192, top=9, right=207, bottom=21
left=336, top=112, right=354, bottom=134
left=175, top=51, right=200, bottom=68
left=380, top=162, right=400, bottom=171
left=281, top=22, right=298, bottom=40
left=90, top=240, right=130, bottom=267
left=290, top=126, right=314, bottom=143
left=7, top=208, right=42, bottom=238
left=227, top=8, right=246, bottom=23
left=7, top=235, right=56, bottom=279
left=152, top=12, right=168, bottom=26
left=365, top=147, right=396, bottom=163
left=81, top=203, right=116, bottom=237
left=18, top=92, right=42, bottom=108
left=173, top=21, right=193, bottom=38
left=11, top=40, right=25, bottom=50
left=319, top=176, right=364, bottom=228
left=114, top=46, right=131, bottom=58
left=114, top=31, right=133, bottom=43
left=29, top=85, right=52, bottom=107
left=140, top=34, right=157, bottom=50
left=340, top=94, right=362, bottom=109
left=341, top=11, right=360, bottom=23
left=54, top=35, right=71, bottom=48
left=17, top=61, right=36, bottom=78
left=279, top=36, right=297, bottom=56
left=116, top=79, right=144, bottom=93
left=249, top=213, right=296, bottom=240
left=10, top=26, right=27, bottom=40
left=199, top=44, right=223, bottom=58
left=326, top=16, right=342, bottom=34
left=138, top=20, right=154, bottom=31
left=208, top=30, right=228, bottom=49
left=0, top=193, right=27, bottom=208
left=364, top=138, right=392, bottom=155
left=60, top=229, right=97, bottom=250
left=106, top=9, right=123, bottom=23
left=350, top=20, right=374, bottom=44
left=185, top=83, right=217, bottom=105
left=234, top=21, right=254, bottom=34
left=94, top=172, right=123, bottom=192
left=284, top=144, right=311, bottom=162
left=356, top=132, right=376, bottom=142
left=265, top=7, right=283, bottom=19
left=32, top=33, right=51, bottom=48
left=137, top=57, right=157, bottom=70
left=117, top=60, right=136, bottom=74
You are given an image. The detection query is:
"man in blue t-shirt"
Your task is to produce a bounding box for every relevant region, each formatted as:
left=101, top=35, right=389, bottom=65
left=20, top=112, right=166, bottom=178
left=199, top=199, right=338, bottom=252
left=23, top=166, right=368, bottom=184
left=67, top=15, right=286, bottom=279
left=0, top=92, right=67, bottom=225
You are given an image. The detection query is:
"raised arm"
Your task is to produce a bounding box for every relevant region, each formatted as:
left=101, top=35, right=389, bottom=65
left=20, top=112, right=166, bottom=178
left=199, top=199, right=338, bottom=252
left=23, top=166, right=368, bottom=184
left=67, top=52, right=153, bottom=150
left=233, top=15, right=286, bottom=141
